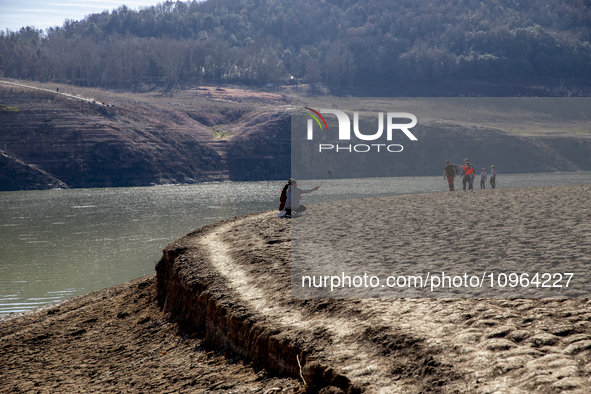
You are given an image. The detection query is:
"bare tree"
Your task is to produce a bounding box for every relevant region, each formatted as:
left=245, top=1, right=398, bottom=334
left=152, top=37, right=187, bottom=93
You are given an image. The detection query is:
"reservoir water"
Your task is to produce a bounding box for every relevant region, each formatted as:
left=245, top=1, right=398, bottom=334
left=1, top=171, right=591, bottom=316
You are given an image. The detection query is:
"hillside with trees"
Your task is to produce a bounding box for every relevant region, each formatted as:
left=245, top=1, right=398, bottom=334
left=2, top=0, right=591, bottom=95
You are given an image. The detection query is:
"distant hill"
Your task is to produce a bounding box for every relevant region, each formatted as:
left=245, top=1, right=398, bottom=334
left=0, top=81, right=291, bottom=190
left=1, top=0, right=591, bottom=95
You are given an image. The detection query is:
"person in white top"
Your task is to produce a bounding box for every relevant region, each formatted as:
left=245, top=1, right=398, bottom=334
left=285, top=178, right=319, bottom=217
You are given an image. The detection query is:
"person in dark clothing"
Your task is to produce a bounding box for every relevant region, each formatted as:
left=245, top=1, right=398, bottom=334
left=490, top=165, right=497, bottom=189
left=443, top=160, right=457, bottom=191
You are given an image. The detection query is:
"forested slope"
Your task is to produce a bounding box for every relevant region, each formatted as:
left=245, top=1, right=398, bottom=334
left=2, top=0, right=591, bottom=95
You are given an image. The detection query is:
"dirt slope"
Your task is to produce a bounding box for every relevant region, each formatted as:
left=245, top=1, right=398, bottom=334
left=0, top=80, right=291, bottom=190
left=0, top=276, right=302, bottom=393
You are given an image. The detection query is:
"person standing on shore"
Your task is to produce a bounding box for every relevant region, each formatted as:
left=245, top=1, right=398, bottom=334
left=461, top=158, right=475, bottom=190
left=490, top=165, right=497, bottom=189
left=443, top=160, right=457, bottom=191
left=480, top=168, right=488, bottom=189
left=285, top=178, right=319, bottom=217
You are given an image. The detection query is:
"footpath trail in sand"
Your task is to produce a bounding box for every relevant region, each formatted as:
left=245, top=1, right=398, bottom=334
left=200, top=225, right=400, bottom=391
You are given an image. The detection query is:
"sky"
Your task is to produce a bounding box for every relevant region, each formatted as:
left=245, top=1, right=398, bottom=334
left=0, top=0, right=162, bottom=33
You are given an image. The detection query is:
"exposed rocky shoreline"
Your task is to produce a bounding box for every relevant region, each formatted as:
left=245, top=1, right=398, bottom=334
left=0, top=80, right=291, bottom=191
left=2, top=184, right=591, bottom=393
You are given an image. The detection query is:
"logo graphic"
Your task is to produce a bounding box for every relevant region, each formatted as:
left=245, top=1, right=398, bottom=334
left=304, top=108, right=418, bottom=153
left=304, top=108, right=329, bottom=137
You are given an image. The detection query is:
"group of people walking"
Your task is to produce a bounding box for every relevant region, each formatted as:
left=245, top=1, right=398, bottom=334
left=277, top=160, right=497, bottom=219
left=444, top=159, right=496, bottom=191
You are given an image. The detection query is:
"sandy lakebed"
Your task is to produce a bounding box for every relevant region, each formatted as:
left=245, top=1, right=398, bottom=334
left=2, top=184, right=591, bottom=393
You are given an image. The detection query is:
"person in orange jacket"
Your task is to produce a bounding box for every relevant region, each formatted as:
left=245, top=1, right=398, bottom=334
left=461, top=158, right=475, bottom=190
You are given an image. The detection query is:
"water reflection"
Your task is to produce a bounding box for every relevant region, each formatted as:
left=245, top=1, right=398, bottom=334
left=0, top=181, right=285, bottom=316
